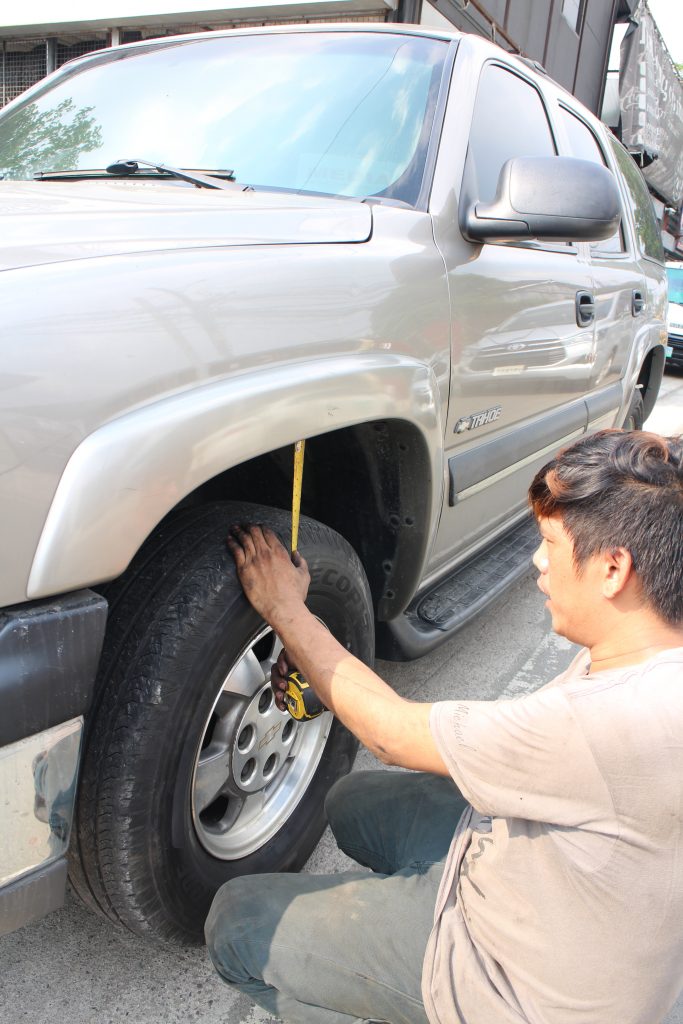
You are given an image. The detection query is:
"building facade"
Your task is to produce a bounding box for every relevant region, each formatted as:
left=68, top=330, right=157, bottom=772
left=0, top=0, right=624, bottom=113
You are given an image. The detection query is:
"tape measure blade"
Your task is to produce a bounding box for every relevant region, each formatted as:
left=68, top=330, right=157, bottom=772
left=291, top=439, right=305, bottom=553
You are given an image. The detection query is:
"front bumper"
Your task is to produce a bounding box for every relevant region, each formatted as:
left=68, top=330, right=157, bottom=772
left=0, top=590, right=107, bottom=934
left=667, top=333, right=683, bottom=369
left=0, top=719, right=81, bottom=936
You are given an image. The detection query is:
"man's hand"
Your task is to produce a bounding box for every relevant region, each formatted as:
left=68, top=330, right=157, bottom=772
left=227, top=524, right=310, bottom=627
left=270, top=646, right=290, bottom=712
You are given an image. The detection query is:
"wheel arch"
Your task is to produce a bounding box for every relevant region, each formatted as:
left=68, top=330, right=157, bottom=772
left=27, top=355, right=444, bottom=617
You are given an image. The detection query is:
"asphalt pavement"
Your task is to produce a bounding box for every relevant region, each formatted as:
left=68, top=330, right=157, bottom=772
left=1, top=368, right=681, bottom=1024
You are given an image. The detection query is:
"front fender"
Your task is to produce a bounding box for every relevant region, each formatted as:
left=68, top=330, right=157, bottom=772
left=27, top=354, right=444, bottom=598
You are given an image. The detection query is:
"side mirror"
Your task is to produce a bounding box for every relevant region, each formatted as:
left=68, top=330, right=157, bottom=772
left=460, top=156, right=621, bottom=243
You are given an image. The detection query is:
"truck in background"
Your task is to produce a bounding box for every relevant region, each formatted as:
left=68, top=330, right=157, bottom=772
left=666, top=262, right=683, bottom=369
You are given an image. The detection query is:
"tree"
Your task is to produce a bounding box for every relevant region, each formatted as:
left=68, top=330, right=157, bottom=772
left=0, top=98, right=103, bottom=179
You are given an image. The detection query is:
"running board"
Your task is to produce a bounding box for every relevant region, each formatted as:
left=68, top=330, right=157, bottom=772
left=376, top=517, right=539, bottom=661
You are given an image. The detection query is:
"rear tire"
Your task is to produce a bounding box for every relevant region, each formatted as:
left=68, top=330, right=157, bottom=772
left=68, top=502, right=374, bottom=943
left=622, top=389, right=644, bottom=430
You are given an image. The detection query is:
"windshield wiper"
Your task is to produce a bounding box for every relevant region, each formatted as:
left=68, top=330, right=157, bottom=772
left=106, top=159, right=239, bottom=190
left=34, top=159, right=245, bottom=191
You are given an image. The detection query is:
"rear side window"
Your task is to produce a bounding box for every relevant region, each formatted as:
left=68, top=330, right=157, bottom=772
left=607, top=135, right=665, bottom=263
left=558, top=107, right=625, bottom=254
left=467, top=64, right=556, bottom=203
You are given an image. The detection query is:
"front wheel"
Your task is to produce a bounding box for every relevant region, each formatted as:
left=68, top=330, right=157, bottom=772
left=68, top=503, right=374, bottom=943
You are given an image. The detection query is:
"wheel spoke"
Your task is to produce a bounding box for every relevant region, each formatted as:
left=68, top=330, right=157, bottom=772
left=195, top=745, right=231, bottom=814
left=212, top=687, right=239, bottom=720
left=214, top=794, right=246, bottom=834
left=261, top=634, right=283, bottom=677
left=227, top=649, right=266, bottom=698
left=235, top=789, right=266, bottom=829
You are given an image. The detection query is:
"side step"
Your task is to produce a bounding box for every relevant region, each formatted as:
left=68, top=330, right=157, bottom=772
left=377, top=517, right=539, bottom=661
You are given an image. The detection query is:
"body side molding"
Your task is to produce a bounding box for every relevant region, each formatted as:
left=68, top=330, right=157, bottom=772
left=448, top=382, right=624, bottom=506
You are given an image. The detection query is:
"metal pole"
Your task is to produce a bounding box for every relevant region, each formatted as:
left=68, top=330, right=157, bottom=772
left=394, top=0, right=424, bottom=23
left=46, top=38, right=57, bottom=75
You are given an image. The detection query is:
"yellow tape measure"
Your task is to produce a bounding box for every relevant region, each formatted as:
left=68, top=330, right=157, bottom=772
left=291, top=439, right=305, bottom=553
left=284, top=670, right=325, bottom=721
left=285, top=440, right=326, bottom=722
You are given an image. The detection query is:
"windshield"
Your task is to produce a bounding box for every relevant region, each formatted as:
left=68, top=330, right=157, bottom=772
left=0, top=32, right=448, bottom=205
left=667, top=266, right=683, bottom=305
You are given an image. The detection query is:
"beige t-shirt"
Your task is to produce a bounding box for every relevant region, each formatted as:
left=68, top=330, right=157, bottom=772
left=422, top=647, right=683, bottom=1024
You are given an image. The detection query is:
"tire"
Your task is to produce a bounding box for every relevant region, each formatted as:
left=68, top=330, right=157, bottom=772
left=68, top=502, right=374, bottom=943
left=622, top=388, right=645, bottom=430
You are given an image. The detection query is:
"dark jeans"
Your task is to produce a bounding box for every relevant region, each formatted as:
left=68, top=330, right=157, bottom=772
left=205, top=770, right=468, bottom=1024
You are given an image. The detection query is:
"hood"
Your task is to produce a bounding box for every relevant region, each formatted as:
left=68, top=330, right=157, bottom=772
left=0, top=179, right=373, bottom=272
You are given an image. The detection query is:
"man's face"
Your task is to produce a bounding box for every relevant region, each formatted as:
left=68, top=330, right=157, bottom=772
left=533, top=516, right=604, bottom=645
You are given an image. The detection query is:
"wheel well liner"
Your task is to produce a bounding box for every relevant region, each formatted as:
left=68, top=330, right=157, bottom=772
left=637, top=345, right=666, bottom=421
left=181, top=419, right=433, bottom=620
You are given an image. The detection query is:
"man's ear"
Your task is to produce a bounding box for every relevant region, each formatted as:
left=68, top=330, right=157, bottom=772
left=601, top=547, right=634, bottom=599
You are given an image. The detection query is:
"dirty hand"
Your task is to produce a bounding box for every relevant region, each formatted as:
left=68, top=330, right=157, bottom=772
left=271, top=647, right=294, bottom=712
left=271, top=647, right=327, bottom=714
left=227, top=524, right=310, bottom=625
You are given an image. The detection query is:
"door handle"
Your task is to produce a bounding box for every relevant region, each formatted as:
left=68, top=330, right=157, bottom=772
left=575, top=291, right=595, bottom=327
left=632, top=290, right=645, bottom=316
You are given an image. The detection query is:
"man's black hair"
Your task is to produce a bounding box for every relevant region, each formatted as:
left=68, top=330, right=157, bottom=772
left=529, top=430, right=683, bottom=625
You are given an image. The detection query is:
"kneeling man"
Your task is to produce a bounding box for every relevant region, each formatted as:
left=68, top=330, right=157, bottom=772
left=207, top=429, right=683, bottom=1024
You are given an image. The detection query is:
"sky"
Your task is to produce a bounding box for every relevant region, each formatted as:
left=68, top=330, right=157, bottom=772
left=648, top=0, right=682, bottom=64
left=4, top=0, right=683, bottom=63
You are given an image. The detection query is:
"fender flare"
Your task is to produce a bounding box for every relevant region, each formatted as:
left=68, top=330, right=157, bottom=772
left=28, top=354, right=444, bottom=599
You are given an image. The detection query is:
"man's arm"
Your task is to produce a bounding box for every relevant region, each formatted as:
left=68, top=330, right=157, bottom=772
left=227, top=524, right=448, bottom=775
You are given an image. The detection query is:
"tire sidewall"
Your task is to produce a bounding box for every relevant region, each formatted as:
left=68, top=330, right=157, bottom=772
left=623, top=389, right=645, bottom=430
